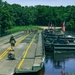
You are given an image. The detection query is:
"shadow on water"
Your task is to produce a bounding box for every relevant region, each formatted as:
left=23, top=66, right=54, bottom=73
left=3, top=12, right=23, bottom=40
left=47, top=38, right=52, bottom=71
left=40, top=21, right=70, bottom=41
left=14, top=72, right=38, bottom=75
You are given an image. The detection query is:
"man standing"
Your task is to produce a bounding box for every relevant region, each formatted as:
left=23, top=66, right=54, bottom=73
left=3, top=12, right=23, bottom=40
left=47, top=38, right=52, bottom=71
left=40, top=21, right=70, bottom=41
left=9, top=35, right=16, bottom=50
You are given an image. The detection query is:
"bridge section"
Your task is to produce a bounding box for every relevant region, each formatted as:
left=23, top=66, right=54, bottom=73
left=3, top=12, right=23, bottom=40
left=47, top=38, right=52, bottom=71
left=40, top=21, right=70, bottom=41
left=0, top=32, right=44, bottom=75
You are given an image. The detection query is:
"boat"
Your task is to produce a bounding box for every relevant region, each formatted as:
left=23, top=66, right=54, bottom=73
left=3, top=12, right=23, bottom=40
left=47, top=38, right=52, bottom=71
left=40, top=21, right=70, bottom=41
left=43, top=28, right=75, bottom=52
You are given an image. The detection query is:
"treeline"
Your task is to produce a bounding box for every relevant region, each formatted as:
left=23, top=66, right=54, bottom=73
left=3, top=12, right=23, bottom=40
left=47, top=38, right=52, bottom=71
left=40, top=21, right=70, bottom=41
left=0, top=0, right=75, bottom=35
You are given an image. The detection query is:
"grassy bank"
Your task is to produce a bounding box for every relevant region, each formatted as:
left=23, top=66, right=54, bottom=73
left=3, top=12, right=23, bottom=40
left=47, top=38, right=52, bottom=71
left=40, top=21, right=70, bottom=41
left=5, top=25, right=43, bottom=35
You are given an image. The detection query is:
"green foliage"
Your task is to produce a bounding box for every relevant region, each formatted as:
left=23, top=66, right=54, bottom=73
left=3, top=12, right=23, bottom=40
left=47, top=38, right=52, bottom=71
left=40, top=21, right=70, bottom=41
left=66, top=19, right=75, bottom=31
left=0, top=0, right=75, bottom=36
left=5, top=25, right=42, bottom=34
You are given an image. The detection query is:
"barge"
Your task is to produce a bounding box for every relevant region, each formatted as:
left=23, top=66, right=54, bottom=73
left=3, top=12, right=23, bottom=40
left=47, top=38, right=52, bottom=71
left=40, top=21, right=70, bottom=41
left=43, top=29, right=75, bottom=52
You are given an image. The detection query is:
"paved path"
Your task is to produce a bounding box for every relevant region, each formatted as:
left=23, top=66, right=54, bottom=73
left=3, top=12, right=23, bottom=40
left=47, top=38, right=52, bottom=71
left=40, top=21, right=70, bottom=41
left=0, top=32, right=44, bottom=75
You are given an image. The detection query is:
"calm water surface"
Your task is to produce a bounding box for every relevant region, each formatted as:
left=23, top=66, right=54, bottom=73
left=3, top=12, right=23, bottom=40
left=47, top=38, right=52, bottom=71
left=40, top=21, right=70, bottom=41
left=14, top=52, right=75, bottom=75
left=43, top=52, right=75, bottom=75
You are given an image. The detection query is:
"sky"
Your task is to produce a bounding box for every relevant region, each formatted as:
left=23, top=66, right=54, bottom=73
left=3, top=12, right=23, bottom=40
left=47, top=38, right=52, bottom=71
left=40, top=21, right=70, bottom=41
left=3, top=0, right=75, bottom=7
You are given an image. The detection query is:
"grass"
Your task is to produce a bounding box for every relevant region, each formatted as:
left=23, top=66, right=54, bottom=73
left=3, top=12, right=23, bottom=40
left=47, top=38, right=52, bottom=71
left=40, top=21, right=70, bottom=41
left=5, top=25, right=43, bottom=34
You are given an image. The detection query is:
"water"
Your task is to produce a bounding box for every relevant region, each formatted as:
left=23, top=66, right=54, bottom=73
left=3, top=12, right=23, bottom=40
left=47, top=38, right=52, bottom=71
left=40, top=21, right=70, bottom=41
left=14, top=52, right=75, bottom=75
left=44, top=52, right=75, bottom=75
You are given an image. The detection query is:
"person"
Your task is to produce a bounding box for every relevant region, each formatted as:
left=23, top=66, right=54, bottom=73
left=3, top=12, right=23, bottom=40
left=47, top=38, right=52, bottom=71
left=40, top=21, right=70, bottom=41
left=61, top=69, right=65, bottom=75
left=9, top=35, right=16, bottom=50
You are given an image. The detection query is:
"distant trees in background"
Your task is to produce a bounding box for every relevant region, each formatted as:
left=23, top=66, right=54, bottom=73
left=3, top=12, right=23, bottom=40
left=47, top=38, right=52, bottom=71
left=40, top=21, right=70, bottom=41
left=0, top=0, right=75, bottom=35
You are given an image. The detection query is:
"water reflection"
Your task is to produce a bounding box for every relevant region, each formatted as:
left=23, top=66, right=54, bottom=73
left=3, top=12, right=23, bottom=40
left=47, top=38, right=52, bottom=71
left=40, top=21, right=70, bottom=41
left=44, top=52, right=75, bottom=75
